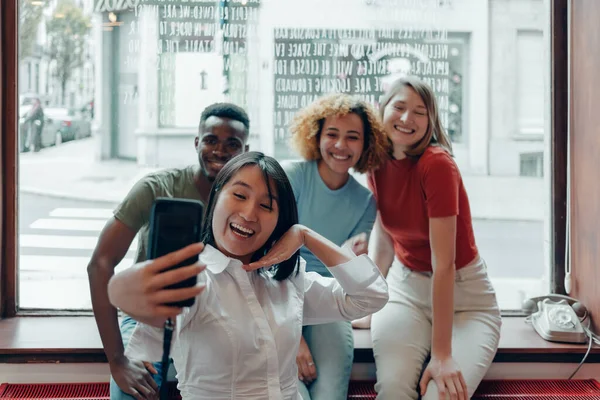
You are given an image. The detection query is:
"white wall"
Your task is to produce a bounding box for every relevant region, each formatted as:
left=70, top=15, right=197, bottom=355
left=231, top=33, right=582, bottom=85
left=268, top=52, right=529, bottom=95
left=136, top=129, right=199, bottom=167
left=488, top=0, right=549, bottom=176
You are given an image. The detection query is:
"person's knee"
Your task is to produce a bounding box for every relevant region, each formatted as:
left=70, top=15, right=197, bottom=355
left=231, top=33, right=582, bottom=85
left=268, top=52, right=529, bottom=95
left=109, top=378, right=136, bottom=400
left=420, top=378, right=478, bottom=400
left=374, top=365, right=421, bottom=400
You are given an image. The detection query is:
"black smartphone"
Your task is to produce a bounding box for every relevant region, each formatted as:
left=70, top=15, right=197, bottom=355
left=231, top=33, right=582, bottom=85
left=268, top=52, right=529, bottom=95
left=147, top=198, right=204, bottom=308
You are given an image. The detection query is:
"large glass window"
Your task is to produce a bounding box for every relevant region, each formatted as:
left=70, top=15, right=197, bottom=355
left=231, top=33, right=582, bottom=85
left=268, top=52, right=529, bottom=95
left=17, top=0, right=551, bottom=310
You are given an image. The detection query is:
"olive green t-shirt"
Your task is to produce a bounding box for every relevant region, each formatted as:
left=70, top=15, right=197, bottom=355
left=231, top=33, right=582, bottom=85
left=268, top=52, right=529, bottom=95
left=114, top=165, right=204, bottom=263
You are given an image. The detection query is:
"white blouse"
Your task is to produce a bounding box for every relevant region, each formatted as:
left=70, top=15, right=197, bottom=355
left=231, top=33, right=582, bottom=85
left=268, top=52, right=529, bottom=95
left=125, top=244, right=388, bottom=400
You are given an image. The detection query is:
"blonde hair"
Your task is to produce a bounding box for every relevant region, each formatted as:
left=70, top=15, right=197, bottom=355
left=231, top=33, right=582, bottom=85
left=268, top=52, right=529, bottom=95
left=379, top=76, right=453, bottom=157
left=289, top=93, right=390, bottom=173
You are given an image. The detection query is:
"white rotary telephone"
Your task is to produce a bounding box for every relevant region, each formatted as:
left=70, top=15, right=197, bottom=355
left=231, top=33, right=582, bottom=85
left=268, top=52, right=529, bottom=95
left=522, top=294, right=588, bottom=344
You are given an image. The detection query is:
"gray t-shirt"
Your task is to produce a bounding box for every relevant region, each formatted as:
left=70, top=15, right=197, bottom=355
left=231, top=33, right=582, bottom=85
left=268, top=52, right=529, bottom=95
left=113, top=165, right=203, bottom=263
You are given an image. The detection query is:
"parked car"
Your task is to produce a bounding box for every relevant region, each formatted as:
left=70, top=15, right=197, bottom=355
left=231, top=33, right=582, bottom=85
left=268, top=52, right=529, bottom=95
left=44, top=108, right=92, bottom=143
left=18, top=103, right=59, bottom=152
left=18, top=106, right=93, bottom=152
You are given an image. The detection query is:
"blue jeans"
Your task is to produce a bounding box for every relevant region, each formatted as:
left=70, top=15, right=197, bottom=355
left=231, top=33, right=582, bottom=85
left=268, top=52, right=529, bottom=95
left=297, top=321, right=354, bottom=400
left=109, top=316, right=169, bottom=400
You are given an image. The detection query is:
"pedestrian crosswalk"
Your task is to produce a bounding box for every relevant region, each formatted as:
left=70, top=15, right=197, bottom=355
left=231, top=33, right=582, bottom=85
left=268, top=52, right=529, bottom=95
left=19, top=207, right=137, bottom=309
left=49, top=208, right=114, bottom=219
left=21, top=234, right=109, bottom=250
left=29, top=218, right=108, bottom=232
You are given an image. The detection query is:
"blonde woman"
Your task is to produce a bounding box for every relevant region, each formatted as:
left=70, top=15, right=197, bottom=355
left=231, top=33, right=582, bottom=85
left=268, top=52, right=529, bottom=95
left=356, top=77, right=502, bottom=400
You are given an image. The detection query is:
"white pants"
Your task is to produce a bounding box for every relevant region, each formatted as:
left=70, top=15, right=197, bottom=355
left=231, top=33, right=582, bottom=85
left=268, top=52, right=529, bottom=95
left=371, top=258, right=502, bottom=400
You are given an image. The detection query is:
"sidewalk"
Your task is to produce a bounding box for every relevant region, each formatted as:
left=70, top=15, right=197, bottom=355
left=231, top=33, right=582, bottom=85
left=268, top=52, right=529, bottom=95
left=19, top=136, right=547, bottom=221
left=19, top=137, right=159, bottom=204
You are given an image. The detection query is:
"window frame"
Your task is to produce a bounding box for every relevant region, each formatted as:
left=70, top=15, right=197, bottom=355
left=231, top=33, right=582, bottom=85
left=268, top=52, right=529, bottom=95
left=1, top=0, right=19, bottom=319
left=1, top=0, right=569, bottom=319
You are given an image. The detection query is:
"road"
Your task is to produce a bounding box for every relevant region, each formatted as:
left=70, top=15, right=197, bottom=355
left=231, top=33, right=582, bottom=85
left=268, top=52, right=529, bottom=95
left=19, top=193, right=134, bottom=309
left=18, top=192, right=546, bottom=310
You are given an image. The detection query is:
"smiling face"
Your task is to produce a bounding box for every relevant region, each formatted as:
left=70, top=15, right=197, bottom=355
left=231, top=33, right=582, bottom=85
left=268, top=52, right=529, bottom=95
left=195, top=116, right=249, bottom=181
left=382, top=85, right=429, bottom=155
left=211, top=165, right=279, bottom=264
left=317, top=113, right=365, bottom=176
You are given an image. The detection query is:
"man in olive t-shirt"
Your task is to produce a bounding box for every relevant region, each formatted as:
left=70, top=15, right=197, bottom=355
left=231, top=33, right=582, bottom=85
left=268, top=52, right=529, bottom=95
left=114, top=165, right=203, bottom=266
left=87, top=103, right=250, bottom=400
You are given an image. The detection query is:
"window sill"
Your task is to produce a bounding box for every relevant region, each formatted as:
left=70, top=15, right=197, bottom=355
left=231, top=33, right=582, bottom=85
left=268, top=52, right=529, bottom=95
left=0, top=316, right=598, bottom=364
left=0, top=317, right=106, bottom=363
left=354, top=317, right=600, bottom=363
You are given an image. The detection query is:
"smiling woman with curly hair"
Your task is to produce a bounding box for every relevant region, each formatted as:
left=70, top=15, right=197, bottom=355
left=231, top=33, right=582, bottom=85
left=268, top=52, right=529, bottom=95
left=289, top=93, right=390, bottom=173
left=282, top=93, right=389, bottom=400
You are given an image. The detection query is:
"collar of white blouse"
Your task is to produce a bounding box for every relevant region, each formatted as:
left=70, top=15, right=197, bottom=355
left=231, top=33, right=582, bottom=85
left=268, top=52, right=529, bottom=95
left=200, top=244, right=246, bottom=275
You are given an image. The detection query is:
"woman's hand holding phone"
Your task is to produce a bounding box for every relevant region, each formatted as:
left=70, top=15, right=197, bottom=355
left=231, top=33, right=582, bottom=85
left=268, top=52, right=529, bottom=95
left=108, top=242, right=207, bottom=328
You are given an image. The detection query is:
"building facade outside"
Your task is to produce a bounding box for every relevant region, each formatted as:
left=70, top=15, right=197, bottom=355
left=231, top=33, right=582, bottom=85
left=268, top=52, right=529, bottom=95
left=14, top=0, right=553, bottom=311
left=90, top=0, right=550, bottom=223
left=19, top=0, right=95, bottom=110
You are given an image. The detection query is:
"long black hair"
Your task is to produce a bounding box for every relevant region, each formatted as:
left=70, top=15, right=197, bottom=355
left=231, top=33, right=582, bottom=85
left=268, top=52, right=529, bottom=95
left=201, top=151, right=300, bottom=281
